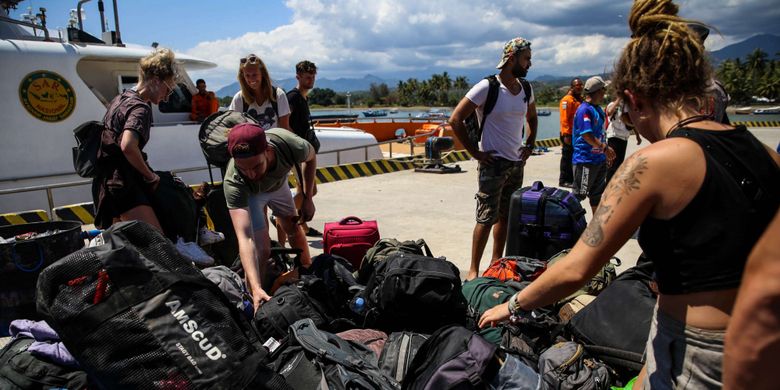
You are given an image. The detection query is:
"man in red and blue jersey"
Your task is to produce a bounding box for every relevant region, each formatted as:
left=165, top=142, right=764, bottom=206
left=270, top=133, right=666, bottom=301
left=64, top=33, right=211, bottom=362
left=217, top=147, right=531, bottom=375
left=572, top=76, right=615, bottom=213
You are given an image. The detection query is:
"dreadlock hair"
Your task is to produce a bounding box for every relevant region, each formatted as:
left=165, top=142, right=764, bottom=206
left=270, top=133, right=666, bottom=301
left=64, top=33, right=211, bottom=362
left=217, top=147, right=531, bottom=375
left=612, top=0, right=712, bottom=118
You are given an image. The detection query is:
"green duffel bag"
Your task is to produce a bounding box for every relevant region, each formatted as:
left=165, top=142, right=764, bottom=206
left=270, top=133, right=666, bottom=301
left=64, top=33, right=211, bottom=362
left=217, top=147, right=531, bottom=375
left=462, top=277, right=526, bottom=345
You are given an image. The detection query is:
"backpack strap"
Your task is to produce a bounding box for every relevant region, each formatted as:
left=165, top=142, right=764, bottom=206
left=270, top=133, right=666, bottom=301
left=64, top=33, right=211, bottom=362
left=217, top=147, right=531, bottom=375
left=519, top=78, right=532, bottom=104
left=480, top=75, right=501, bottom=134
left=266, top=132, right=306, bottom=200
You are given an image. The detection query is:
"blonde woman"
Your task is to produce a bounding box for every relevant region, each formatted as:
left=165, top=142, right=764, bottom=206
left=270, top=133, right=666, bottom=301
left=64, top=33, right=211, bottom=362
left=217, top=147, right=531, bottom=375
left=229, top=54, right=290, bottom=131
left=479, top=0, right=780, bottom=387
left=92, top=48, right=178, bottom=230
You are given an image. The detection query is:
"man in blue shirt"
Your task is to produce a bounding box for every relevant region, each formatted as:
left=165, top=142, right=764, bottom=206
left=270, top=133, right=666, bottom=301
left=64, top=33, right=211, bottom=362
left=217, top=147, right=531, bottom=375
left=572, top=76, right=615, bottom=213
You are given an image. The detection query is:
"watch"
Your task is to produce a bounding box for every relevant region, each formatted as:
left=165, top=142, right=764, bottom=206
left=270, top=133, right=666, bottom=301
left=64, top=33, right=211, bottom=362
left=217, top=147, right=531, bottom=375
left=507, top=292, right=533, bottom=321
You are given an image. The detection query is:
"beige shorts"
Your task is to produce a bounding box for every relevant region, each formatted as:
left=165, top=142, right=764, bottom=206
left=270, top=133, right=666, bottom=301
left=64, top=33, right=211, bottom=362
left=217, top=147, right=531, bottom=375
left=643, top=306, right=724, bottom=389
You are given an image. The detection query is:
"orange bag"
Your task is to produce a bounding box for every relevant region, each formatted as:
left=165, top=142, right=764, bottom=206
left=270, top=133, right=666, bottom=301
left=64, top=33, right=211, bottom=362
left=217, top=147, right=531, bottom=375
left=482, top=256, right=547, bottom=282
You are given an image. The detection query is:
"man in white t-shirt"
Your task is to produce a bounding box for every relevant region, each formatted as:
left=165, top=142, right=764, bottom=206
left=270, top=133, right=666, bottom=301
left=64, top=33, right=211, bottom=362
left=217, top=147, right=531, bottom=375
left=450, top=37, right=538, bottom=280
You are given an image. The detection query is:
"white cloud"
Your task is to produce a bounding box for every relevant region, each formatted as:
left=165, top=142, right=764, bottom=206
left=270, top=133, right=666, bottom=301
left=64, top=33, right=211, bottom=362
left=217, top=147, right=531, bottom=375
left=186, top=0, right=778, bottom=89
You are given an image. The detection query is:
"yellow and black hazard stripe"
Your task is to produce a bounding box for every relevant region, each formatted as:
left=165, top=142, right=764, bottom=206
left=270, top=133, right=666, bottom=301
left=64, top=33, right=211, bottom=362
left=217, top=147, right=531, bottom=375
left=732, top=120, right=780, bottom=128
left=0, top=210, right=49, bottom=226
left=52, top=202, right=95, bottom=224
left=536, top=137, right=562, bottom=148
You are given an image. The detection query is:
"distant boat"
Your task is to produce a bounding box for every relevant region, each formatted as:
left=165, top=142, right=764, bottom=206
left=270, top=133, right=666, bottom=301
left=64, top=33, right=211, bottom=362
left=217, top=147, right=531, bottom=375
left=734, top=106, right=753, bottom=115
left=389, top=108, right=399, bottom=113
left=753, top=106, right=780, bottom=115
left=537, top=109, right=552, bottom=116
left=363, top=109, right=388, bottom=117
left=415, top=108, right=449, bottom=120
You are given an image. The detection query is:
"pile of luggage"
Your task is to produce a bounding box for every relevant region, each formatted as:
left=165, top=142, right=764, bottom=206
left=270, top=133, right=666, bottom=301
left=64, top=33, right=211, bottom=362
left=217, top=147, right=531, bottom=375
left=0, top=182, right=658, bottom=389
left=0, top=218, right=657, bottom=389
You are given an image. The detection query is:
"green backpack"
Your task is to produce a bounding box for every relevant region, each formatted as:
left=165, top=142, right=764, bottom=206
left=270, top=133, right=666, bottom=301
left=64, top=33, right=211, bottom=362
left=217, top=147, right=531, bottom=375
left=548, top=249, right=621, bottom=304
left=461, top=277, right=526, bottom=345
left=356, top=238, right=433, bottom=284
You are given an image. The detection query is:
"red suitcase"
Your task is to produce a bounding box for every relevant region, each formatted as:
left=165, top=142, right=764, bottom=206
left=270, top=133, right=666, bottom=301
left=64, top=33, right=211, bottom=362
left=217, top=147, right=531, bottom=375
left=323, top=216, right=380, bottom=269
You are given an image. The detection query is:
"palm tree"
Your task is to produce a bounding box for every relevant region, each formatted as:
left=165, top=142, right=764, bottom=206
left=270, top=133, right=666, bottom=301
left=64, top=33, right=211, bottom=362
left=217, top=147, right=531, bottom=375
left=453, top=76, right=469, bottom=90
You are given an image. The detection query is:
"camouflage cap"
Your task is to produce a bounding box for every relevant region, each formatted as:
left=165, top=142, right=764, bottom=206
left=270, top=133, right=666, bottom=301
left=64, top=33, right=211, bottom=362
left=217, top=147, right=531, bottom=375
left=496, top=37, right=532, bottom=69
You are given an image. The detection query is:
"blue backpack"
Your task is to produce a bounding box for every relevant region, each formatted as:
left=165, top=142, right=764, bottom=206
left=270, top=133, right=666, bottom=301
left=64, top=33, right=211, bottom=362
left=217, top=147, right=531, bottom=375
left=505, top=181, right=587, bottom=260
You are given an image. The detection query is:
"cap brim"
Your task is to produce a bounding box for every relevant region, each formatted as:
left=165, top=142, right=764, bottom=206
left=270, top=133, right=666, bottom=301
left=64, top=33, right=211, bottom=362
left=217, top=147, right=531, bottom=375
left=496, top=58, right=509, bottom=69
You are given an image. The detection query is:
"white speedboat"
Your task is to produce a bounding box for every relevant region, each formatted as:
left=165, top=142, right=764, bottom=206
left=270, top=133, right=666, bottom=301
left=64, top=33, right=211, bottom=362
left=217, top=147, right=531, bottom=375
left=0, top=1, right=380, bottom=214
left=753, top=106, right=780, bottom=115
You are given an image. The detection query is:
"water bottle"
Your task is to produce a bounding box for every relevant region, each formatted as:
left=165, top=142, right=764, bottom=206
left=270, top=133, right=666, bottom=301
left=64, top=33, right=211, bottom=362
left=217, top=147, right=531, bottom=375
left=349, top=296, right=366, bottom=316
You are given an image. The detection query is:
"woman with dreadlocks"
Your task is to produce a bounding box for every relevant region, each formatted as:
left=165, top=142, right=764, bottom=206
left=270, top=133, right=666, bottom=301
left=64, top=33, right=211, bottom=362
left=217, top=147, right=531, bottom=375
left=479, top=0, right=780, bottom=387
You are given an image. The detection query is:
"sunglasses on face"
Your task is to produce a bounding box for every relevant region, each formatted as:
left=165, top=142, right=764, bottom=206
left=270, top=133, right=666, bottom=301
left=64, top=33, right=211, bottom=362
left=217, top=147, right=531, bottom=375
left=240, top=54, right=262, bottom=66
left=164, top=80, right=177, bottom=97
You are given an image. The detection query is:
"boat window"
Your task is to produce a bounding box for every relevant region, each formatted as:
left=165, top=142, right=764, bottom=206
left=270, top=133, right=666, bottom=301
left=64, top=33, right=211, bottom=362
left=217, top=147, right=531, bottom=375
left=119, top=75, right=138, bottom=93
left=158, top=82, right=192, bottom=113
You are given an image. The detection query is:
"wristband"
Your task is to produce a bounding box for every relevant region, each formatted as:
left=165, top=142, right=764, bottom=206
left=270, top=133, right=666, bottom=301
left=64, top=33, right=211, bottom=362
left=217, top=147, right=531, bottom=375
left=507, top=292, right=531, bottom=317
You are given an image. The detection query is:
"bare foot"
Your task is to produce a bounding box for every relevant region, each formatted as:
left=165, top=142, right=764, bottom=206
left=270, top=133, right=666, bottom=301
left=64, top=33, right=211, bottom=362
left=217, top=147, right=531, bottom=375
left=466, top=271, right=478, bottom=281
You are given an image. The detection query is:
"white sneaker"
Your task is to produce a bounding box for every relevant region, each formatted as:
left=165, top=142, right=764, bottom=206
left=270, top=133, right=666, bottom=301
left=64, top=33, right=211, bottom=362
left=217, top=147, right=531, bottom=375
left=176, top=237, right=215, bottom=266
left=198, top=227, right=225, bottom=246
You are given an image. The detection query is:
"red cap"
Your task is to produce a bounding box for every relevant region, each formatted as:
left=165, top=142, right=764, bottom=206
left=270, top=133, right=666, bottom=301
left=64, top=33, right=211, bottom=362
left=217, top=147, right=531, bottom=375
left=228, top=123, right=267, bottom=158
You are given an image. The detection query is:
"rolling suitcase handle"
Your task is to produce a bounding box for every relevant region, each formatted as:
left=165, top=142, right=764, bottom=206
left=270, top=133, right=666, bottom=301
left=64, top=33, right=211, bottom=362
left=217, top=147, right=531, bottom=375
left=339, top=216, right=364, bottom=225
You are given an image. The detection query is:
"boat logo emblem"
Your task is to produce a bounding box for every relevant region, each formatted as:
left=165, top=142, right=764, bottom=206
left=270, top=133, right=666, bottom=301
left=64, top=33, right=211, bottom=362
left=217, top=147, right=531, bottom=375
left=19, top=71, right=76, bottom=122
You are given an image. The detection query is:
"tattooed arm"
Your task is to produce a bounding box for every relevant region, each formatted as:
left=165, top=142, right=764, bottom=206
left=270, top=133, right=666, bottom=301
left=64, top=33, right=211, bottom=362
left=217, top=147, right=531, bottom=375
left=480, top=151, right=664, bottom=327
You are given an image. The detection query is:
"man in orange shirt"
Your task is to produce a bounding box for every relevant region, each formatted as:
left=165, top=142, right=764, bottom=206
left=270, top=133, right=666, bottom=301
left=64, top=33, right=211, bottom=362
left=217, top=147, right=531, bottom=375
left=558, top=78, right=583, bottom=188
left=190, top=79, right=219, bottom=122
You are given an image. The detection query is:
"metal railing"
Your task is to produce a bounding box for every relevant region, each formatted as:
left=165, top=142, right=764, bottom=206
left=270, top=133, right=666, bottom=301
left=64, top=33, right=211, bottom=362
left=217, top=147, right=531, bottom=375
left=0, top=128, right=445, bottom=216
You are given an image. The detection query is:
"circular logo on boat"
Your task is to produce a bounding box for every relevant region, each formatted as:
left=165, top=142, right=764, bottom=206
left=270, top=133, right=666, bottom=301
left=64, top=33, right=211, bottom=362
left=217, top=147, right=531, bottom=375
left=18, top=71, right=76, bottom=122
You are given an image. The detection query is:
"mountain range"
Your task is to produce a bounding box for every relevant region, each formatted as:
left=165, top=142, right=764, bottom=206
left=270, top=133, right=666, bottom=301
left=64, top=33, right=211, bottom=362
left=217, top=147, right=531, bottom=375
left=215, top=34, right=779, bottom=97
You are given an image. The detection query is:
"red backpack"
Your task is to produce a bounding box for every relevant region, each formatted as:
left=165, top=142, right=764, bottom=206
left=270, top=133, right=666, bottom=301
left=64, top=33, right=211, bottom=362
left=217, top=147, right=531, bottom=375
left=482, top=256, right=547, bottom=282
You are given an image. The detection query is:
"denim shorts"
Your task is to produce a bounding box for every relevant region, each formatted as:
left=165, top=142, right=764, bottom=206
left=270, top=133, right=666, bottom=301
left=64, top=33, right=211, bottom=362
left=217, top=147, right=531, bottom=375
left=476, top=158, right=525, bottom=224
left=643, top=306, right=724, bottom=389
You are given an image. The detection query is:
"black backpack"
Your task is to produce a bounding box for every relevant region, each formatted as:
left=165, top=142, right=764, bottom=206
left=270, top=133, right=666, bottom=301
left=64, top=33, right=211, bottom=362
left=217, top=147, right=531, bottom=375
left=401, top=325, right=499, bottom=390
left=357, top=238, right=433, bottom=285
left=363, top=252, right=467, bottom=333
left=148, top=171, right=199, bottom=243
left=71, top=120, right=104, bottom=178
left=35, top=220, right=289, bottom=390
left=0, top=336, right=91, bottom=390
left=254, top=276, right=340, bottom=343
left=271, top=318, right=401, bottom=390
left=463, top=76, right=532, bottom=146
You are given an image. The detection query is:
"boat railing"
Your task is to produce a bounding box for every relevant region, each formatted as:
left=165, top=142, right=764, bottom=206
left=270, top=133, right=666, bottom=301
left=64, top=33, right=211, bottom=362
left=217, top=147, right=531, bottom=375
left=0, top=129, right=445, bottom=217
left=0, top=12, right=51, bottom=41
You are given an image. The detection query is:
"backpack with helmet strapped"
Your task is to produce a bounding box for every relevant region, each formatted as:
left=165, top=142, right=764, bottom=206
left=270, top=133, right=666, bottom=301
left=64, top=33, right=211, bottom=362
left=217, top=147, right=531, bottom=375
left=198, top=110, right=258, bottom=170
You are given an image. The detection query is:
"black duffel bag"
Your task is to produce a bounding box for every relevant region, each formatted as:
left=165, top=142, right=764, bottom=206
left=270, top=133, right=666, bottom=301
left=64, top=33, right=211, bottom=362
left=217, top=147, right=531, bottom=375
left=363, top=252, right=467, bottom=333
left=566, top=260, right=657, bottom=375
left=0, top=336, right=91, bottom=390
left=36, top=220, right=289, bottom=390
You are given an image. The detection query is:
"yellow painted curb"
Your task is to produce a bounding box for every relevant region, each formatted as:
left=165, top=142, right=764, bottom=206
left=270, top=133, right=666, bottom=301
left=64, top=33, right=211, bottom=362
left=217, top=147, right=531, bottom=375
left=0, top=210, right=50, bottom=226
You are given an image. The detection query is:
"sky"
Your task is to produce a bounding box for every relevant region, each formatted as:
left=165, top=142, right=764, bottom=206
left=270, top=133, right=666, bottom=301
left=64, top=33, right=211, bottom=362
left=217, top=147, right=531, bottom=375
left=9, top=0, right=780, bottom=90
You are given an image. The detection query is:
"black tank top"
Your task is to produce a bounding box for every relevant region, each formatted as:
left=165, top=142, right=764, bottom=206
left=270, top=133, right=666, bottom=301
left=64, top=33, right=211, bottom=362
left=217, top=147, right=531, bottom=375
left=639, top=125, right=780, bottom=295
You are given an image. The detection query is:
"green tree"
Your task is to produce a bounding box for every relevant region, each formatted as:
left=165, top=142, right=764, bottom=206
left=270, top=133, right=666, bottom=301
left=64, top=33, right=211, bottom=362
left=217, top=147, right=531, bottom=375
left=308, top=88, right=337, bottom=106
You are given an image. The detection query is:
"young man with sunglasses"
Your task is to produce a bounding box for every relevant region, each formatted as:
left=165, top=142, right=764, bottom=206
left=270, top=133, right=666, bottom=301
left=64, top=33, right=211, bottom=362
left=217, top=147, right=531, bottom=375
left=449, top=37, right=538, bottom=280
left=224, top=123, right=317, bottom=310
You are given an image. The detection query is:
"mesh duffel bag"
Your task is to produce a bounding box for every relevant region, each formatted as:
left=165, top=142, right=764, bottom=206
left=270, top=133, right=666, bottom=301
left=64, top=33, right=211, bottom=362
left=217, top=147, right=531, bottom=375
left=36, top=220, right=289, bottom=390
